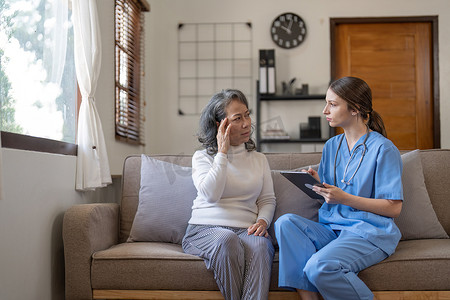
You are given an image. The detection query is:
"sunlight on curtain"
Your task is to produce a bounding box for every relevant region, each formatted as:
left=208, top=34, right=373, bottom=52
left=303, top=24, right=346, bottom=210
left=44, top=0, right=69, bottom=87
left=72, top=0, right=111, bottom=191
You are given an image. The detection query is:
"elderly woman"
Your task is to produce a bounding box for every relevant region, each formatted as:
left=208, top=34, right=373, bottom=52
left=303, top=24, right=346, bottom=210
left=182, top=89, right=276, bottom=300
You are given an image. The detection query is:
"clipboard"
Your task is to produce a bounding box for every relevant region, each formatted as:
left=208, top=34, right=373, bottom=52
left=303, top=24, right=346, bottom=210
left=280, top=171, right=325, bottom=200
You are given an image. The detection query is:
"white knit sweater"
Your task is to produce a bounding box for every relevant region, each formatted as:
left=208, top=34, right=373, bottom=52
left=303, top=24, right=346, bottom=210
left=188, top=144, right=276, bottom=228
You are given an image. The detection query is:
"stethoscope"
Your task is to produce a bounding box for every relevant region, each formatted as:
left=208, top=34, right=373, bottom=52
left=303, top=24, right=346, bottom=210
left=334, top=126, right=370, bottom=186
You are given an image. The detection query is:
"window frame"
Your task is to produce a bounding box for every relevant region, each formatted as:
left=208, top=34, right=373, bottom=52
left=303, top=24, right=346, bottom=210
left=1, top=131, right=78, bottom=156
left=114, top=0, right=149, bottom=146
left=1, top=89, right=81, bottom=156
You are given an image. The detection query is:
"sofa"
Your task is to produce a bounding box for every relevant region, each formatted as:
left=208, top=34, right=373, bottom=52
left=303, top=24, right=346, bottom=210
left=63, top=149, right=450, bottom=300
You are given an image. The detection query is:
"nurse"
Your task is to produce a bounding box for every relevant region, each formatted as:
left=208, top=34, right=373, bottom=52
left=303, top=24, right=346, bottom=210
left=275, top=76, right=403, bottom=300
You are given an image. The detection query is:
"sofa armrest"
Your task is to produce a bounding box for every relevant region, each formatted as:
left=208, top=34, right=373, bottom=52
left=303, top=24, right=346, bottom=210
left=63, top=203, right=119, bottom=300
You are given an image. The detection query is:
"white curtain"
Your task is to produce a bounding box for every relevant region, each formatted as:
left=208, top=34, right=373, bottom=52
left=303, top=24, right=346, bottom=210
left=44, top=0, right=69, bottom=87
left=72, top=0, right=111, bottom=191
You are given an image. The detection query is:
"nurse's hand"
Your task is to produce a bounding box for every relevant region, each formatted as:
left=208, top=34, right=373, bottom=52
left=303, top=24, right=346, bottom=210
left=247, top=219, right=269, bottom=238
left=301, top=166, right=320, bottom=182
left=312, top=182, right=346, bottom=204
left=314, top=184, right=403, bottom=218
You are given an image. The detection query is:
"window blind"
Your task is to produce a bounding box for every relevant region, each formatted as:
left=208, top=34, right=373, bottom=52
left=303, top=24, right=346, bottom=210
left=115, top=0, right=149, bottom=145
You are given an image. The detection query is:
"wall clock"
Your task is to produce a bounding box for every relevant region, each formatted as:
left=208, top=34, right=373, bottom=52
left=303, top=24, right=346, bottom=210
left=271, top=12, right=307, bottom=49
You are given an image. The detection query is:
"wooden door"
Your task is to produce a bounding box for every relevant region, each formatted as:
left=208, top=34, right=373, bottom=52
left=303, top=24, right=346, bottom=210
left=331, top=19, right=439, bottom=150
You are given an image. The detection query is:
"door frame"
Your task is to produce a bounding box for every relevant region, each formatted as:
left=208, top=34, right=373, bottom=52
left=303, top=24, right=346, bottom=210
left=330, top=16, right=440, bottom=148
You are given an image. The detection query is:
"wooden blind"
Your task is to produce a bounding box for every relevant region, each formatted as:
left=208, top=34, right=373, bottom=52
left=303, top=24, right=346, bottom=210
left=115, top=0, right=149, bottom=145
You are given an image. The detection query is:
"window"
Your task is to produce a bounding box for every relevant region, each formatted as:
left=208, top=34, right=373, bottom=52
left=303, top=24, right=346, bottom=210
left=115, top=0, right=149, bottom=145
left=0, top=0, right=77, bottom=150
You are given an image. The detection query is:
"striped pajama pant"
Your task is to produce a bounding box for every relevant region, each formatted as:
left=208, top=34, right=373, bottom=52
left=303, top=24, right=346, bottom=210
left=182, top=224, right=275, bottom=300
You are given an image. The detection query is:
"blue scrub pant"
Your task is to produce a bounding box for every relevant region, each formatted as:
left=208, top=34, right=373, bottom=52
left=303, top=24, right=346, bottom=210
left=275, top=214, right=388, bottom=300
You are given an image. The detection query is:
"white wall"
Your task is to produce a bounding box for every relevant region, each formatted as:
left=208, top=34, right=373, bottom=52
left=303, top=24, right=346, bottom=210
left=0, top=1, right=449, bottom=299
left=143, top=0, right=450, bottom=155
left=0, top=149, right=120, bottom=300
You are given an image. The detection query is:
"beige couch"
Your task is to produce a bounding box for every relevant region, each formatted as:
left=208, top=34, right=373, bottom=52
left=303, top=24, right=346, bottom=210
left=63, top=149, right=450, bottom=300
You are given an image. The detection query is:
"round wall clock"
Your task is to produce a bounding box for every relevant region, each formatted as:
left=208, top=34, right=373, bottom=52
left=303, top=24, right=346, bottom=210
left=271, top=12, right=307, bottom=49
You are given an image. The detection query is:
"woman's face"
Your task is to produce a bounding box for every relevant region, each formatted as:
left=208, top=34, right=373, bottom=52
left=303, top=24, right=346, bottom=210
left=225, top=99, right=251, bottom=146
left=323, top=88, right=356, bottom=129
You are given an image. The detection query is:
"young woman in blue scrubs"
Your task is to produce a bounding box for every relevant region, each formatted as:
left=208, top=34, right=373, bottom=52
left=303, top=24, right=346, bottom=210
left=275, top=76, right=403, bottom=300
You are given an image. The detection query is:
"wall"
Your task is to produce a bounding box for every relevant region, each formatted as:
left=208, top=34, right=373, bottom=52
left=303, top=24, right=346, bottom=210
left=144, top=0, right=450, bottom=155
left=0, top=1, right=449, bottom=299
left=0, top=149, right=120, bottom=300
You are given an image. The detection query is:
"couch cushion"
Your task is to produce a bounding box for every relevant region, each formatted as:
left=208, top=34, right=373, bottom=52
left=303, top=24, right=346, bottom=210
left=420, top=149, right=450, bottom=235
left=395, top=150, right=449, bottom=240
left=127, top=155, right=196, bottom=244
left=269, top=165, right=321, bottom=244
left=359, top=239, right=450, bottom=290
left=92, top=243, right=217, bottom=290
left=265, top=152, right=322, bottom=170
left=91, top=242, right=284, bottom=291
left=120, top=155, right=193, bottom=243
left=120, top=156, right=141, bottom=243
left=91, top=240, right=450, bottom=292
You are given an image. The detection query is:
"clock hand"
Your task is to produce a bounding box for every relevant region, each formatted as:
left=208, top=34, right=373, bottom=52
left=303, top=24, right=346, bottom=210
left=280, top=26, right=292, bottom=34
left=288, top=19, right=293, bottom=30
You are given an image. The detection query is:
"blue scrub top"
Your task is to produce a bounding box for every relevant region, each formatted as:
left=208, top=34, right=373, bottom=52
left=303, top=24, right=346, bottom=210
left=318, top=131, right=403, bottom=255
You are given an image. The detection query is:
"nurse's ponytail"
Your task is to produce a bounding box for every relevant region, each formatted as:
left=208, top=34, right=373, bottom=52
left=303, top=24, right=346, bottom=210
left=329, top=77, right=387, bottom=138
left=368, top=110, right=387, bottom=138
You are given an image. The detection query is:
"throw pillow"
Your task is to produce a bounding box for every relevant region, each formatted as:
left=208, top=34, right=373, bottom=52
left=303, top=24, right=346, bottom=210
left=127, top=155, right=196, bottom=244
left=395, top=150, right=448, bottom=240
left=269, top=165, right=322, bottom=245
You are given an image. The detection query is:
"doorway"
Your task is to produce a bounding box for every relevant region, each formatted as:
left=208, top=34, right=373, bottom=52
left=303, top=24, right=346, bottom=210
left=330, top=17, right=440, bottom=150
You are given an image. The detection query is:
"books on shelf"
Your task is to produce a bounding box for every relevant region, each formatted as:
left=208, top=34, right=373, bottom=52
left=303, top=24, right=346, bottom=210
left=260, top=116, right=290, bottom=140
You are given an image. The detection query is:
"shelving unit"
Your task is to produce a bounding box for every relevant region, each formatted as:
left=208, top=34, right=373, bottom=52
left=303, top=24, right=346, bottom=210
left=256, top=81, right=330, bottom=152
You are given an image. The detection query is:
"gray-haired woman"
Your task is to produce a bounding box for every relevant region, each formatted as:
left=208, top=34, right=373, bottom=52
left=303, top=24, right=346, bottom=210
left=182, top=89, right=276, bottom=300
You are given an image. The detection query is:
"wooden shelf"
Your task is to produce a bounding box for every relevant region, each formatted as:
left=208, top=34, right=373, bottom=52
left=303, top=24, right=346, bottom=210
left=259, top=94, right=325, bottom=101
left=260, top=138, right=328, bottom=144
left=256, top=81, right=330, bottom=151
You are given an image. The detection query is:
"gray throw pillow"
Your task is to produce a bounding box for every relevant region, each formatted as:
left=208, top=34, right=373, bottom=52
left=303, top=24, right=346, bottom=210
left=127, top=155, right=196, bottom=244
left=395, top=150, right=449, bottom=240
left=269, top=165, right=322, bottom=245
